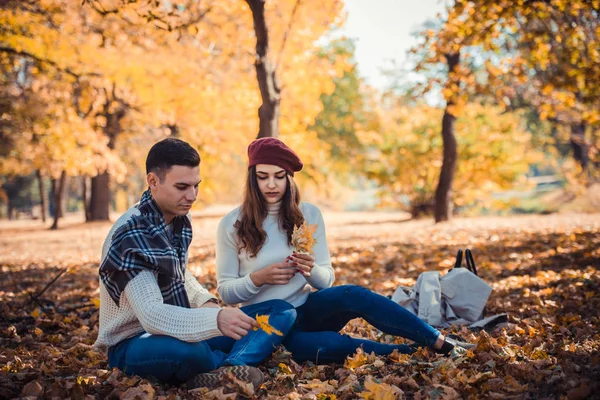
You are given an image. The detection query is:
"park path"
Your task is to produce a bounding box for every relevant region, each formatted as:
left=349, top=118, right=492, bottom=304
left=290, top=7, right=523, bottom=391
left=1, top=209, right=598, bottom=265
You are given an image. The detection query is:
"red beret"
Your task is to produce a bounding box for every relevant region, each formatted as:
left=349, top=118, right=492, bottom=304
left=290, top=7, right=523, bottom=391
left=248, top=137, right=303, bottom=175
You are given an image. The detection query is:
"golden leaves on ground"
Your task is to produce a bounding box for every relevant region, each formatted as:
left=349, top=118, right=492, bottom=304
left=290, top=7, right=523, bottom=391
left=253, top=314, right=284, bottom=336
left=291, top=221, right=318, bottom=254
left=1, top=214, right=600, bottom=398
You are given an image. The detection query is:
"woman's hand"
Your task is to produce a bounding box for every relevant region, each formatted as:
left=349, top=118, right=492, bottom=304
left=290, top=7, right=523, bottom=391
left=288, top=252, right=315, bottom=277
left=250, top=262, right=296, bottom=287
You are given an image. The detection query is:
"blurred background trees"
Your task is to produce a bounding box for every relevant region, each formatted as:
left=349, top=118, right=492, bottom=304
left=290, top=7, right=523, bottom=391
left=1, top=0, right=598, bottom=227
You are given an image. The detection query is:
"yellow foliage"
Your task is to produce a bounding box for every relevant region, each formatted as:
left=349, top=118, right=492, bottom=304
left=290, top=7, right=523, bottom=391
left=291, top=221, right=318, bottom=254
left=0, top=0, right=347, bottom=204
left=365, top=102, right=539, bottom=214
left=253, top=314, right=283, bottom=336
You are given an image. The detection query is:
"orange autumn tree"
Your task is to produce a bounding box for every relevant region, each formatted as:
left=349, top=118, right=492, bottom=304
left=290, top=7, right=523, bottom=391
left=2, top=0, right=348, bottom=223
left=84, top=0, right=348, bottom=194
left=0, top=0, right=127, bottom=227
left=412, top=0, right=600, bottom=222
left=364, top=102, right=539, bottom=217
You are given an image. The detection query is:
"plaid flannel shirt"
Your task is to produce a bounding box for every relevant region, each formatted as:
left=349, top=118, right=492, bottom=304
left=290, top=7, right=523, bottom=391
left=99, top=189, right=192, bottom=308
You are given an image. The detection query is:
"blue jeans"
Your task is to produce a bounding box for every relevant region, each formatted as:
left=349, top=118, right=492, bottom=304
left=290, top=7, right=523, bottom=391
left=107, top=299, right=296, bottom=383
left=282, top=285, right=441, bottom=364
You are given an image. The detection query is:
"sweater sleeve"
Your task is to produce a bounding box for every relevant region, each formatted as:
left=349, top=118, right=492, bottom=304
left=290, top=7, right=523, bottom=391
left=123, top=270, right=223, bottom=342
left=303, top=204, right=335, bottom=290
left=184, top=268, right=218, bottom=308
left=216, top=215, right=261, bottom=305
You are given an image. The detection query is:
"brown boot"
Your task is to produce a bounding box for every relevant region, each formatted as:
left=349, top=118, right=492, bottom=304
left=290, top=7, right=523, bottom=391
left=186, top=365, right=265, bottom=389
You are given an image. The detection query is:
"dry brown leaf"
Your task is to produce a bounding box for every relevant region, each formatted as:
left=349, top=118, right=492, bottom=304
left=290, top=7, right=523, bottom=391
left=121, top=384, right=155, bottom=400
left=21, top=380, right=43, bottom=398
left=360, top=376, right=403, bottom=400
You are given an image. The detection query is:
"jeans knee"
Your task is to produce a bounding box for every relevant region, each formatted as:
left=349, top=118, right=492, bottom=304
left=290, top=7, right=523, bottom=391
left=269, top=307, right=297, bottom=333
left=261, top=299, right=295, bottom=312
left=338, top=284, right=369, bottom=297
left=280, top=308, right=297, bottom=329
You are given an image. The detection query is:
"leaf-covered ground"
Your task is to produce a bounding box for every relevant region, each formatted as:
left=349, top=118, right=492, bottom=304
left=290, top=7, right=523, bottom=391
left=1, top=212, right=599, bottom=399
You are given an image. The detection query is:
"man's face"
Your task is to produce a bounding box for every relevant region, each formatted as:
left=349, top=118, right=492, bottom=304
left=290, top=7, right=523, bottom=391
left=256, top=164, right=287, bottom=204
left=147, top=165, right=201, bottom=223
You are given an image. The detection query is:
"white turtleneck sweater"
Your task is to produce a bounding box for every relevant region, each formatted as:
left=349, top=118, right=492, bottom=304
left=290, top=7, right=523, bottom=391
left=216, top=202, right=335, bottom=308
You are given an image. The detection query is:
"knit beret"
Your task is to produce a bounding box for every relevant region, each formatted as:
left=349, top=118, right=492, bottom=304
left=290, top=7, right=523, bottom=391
left=247, top=137, right=303, bottom=175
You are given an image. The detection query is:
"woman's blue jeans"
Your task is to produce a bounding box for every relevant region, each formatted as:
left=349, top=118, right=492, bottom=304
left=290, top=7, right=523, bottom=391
left=282, top=285, right=441, bottom=364
left=107, top=299, right=296, bottom=384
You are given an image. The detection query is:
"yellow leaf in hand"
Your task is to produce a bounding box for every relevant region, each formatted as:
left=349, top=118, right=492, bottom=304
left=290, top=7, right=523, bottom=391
left=291, top=221, right=318, bottom=254
left=253, top=314, right=283, bottom=336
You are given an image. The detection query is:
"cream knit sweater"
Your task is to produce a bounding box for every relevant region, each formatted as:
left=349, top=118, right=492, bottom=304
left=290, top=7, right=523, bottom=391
left=94, top=205, right=222, bottom=351
left=216, top=202, right=335, bottom=308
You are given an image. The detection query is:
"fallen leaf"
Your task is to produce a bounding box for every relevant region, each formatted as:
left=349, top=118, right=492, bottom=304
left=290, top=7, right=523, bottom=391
left=344, top=348, right=369, bottom=370
left=21, top=380, right=43, bottom=398
left=253, top=314, right=283, bottom=336
left=121, top=383, right=155, bottom=400
left=360, top=376, right=403, bottom=400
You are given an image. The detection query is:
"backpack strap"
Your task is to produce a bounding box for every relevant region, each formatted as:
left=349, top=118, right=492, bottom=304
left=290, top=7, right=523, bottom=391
left=466, top=248, right=478, bottom=276
left=454, top=249, right=463, bottom=269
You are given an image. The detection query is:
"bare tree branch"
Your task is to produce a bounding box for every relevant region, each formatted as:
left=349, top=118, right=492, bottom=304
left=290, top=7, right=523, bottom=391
left=0, top=46, right=101, bottom=78
left=275, top=0, right=302, bottom=71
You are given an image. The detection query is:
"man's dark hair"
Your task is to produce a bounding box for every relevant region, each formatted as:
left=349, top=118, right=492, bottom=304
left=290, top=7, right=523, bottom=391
left=146, top=138, right=200, bottom=180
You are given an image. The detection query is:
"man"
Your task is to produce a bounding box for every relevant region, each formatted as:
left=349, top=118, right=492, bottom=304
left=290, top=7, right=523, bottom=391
left=94, top=138, right=296, bottom=389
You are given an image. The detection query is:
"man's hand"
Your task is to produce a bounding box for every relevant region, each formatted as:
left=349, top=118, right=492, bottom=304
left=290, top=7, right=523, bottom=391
left=217, top=308, right=258, bottom=340
left=250, top=262, right=296, bottom=287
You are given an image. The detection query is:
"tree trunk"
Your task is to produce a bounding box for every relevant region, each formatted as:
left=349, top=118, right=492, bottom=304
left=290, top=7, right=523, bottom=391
left=50, top=178, right=64, bottom=219
left=82, top=175, right=92, bottom=222
left=50, top=170, right=67, bottom=230
left=245, top=0, right=280, bottom=138
left=434, top=52, right=460, bottom=223
left=90, top=172, right=110, bottom=220
left=7, top=198, right=14, bottom=220
left=570, top=122, right=589, bottom=172
left=88, top=88, right=126, bottom=221
left=36, top=170, right=46, bottom=223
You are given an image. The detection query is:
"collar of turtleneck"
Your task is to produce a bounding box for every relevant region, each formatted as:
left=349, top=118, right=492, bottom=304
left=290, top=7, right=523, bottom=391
left=267, top=201, right=281, bottom=216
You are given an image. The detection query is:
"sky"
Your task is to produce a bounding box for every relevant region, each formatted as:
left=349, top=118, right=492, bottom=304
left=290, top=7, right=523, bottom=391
left=340, top=0, right=447, bottom=90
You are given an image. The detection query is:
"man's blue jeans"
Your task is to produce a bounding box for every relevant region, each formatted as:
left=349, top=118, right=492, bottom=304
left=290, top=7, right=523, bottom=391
left=282, top=285, right=441, bottom=364
left=107, top=299, right=296, bottom=383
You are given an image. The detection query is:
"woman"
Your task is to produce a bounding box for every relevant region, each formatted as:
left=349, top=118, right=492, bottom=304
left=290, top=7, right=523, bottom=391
left=216, top=137, right=469, bottom=364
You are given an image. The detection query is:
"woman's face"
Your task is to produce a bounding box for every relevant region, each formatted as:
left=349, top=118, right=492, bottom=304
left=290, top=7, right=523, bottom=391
left=255, top=164, right=288, bottom=204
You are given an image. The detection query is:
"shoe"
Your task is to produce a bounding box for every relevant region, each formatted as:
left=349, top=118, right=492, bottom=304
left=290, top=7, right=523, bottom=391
left=186, top=365, right=265, bottom=389
left=445, top=335, right=476, bottom=350
left=433, top=335, right=476, bottom=355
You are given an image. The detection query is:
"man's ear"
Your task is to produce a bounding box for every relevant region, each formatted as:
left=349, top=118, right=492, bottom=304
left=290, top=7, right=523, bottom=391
left=147, top=172, right=159, bottom=189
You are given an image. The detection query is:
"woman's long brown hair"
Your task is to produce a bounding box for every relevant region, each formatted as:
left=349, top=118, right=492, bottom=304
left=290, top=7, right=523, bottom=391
left=235, top=166, right=304, bottom=257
